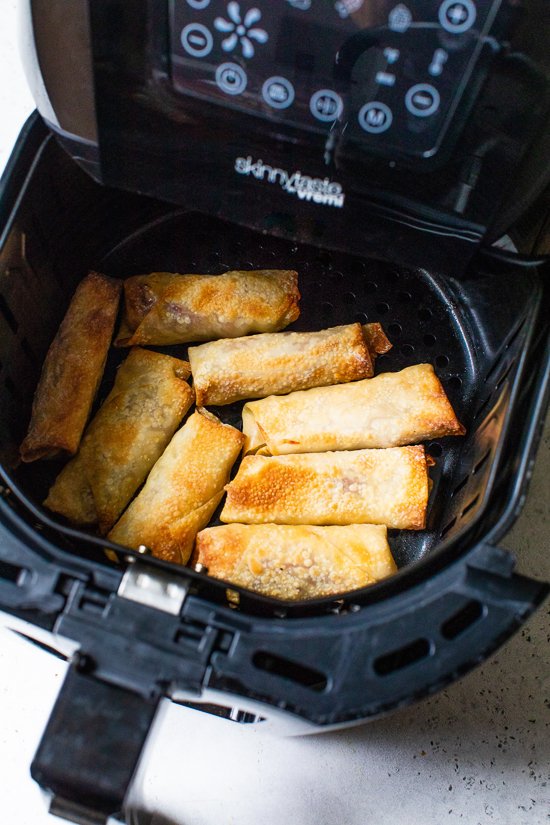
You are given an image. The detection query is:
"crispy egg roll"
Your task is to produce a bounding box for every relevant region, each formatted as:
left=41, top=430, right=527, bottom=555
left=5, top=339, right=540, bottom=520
left=195, top=523, right=397, bottom=600
left=243, top=363, right=465, bottom=455
left=44, top=349, right=194, bottom=533
left=108, top=409, right=244, bottom=563
left=115, top=269, right=300, bottom=347
left=189, top=322, right=384, bottom=406
left=221, top=446, right=430, bottom=529
left=20, top=272, right=121, bottom=462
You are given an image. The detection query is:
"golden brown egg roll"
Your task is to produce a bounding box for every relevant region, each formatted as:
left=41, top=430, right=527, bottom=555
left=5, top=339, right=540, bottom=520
left=195, top=523, right=397, bottom=600
left=20, top=272, right=121, bottom=462
left=44, top=349, right=194, bottom=534
left=221, top=446, right=430, bottom=529
left=242, top=363, right=465, bottom=456
left=188, top=322, right=380, bottom=407
left=115, top=270, right=300, bottom=347
left=108, top=409, right=244, bottom=564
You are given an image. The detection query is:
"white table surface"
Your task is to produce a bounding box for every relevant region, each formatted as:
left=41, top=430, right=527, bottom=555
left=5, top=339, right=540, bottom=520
left=0, top=3, right=548, bottom=824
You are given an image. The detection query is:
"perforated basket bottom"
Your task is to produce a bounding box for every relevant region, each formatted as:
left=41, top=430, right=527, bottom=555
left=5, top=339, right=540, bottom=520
left=12, top=208, right=481, bottom=568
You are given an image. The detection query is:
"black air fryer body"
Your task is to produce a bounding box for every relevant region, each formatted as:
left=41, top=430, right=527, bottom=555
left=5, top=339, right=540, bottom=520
left=0, top=1, right=549, bottom=822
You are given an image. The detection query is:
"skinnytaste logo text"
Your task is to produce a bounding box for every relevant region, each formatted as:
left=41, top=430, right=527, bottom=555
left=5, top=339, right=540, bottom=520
left=234, top=156, right=345, bottom=208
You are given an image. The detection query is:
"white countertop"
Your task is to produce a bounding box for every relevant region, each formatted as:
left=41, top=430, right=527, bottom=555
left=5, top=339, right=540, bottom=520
left=0, top=3, right=548, bottom=824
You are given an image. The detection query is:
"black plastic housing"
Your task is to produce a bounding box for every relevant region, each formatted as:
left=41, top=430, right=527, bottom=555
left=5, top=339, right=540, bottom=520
left=22, top=0, right=550, bottom=275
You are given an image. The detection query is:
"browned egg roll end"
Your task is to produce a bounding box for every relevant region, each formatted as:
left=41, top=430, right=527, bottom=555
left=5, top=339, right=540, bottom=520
left=20, top=271, right=121, bottom=462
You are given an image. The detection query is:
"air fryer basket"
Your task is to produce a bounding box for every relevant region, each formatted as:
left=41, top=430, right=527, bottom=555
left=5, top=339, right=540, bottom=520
left=0, top=117, right=548, bottom=733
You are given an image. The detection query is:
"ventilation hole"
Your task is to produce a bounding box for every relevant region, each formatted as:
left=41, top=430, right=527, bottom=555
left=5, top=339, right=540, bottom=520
left=321, top=301, right=333, bottom=315
left=0, top=294, right=19, bottom=334
left=441, top=517, right=457, bottom=537
left=398, top=291, right=412, bottom=303
left=448, top=376, right=462, bottom=389
left=418, top=308, right=432, bottom=322
left=461, top=495, right=480, bottom=517
left=388, top=322, right=402, bottom=337
left=364, top=281, right=377, bottom=293
left=330, top=270, right=343, bottom=281
left=0, top=560, right=27, bottom=585
left=473, top=450, right=491, bottom=475
left=21, top=337, right=37, bottom=364
left=451, top=476, right=469, bottom=497
left=441, top=600, right=484, bottom=640
left=423, top=334, right=437, bottom=347
left=428, top=442, right=443, bottom=457
left=436, top=355, right=449, bottom=368
left=354, top=312, right=368, bottom=324
left=384, top=269, right=400, bottom=283
left=343, top=291, right=356, bottom=304
left=400, top=343, right=415, bottom=356
left=505, top=318, right=526, bottom=350
left=375, top=302, right=390, bottom=315
left=496, top=361, right=515, bottom=390
left=252, top=651, right=328, bottom=692
left=373, top=638, right=431, bottom=676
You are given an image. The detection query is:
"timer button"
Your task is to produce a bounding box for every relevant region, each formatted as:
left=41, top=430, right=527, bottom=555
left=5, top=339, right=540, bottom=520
left=358, top=102, right=393, bottom=133
left=405, top=84, right=441, bottom=117
left=438, top=0, right=477, bottom=33
left=262, top=76, right=295, bottom=109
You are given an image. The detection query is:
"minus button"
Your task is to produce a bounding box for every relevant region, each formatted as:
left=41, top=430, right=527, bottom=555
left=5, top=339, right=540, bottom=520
left=376, top=71, right=396, bottom=87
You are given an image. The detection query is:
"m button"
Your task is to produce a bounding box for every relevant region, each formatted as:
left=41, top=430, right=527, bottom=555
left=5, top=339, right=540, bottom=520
left=358, top=102, right=393, bottom=134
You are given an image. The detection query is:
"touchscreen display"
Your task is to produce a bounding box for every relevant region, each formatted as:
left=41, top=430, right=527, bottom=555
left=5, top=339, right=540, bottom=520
left=170, top=0, right=495, bottom=157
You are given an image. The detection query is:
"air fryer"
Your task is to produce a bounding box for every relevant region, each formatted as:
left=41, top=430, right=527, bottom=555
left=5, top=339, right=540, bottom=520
left=0, top=1, right=548, bottom=823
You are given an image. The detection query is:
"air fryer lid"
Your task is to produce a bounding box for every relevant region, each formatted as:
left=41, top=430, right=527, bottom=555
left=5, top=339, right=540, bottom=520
left=23, top=0, right=550, bottom=274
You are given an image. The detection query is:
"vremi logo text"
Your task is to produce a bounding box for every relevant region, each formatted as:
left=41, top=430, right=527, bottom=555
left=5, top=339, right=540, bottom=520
left=234, top=156, right=346, bottom=208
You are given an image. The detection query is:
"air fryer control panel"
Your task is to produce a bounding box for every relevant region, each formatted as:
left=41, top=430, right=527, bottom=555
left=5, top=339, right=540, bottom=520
left=170, top=0, right=502, bottom=158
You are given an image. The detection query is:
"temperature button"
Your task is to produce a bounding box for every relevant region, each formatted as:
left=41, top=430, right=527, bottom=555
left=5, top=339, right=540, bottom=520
left=310, top=90, right=343, bottom=122
left=358, top=102, right=393, bottom=134
left=405, top=84, right=441, bottom=117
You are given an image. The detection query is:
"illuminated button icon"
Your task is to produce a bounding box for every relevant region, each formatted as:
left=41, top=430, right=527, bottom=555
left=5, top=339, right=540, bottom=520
left=310, top=89, right=343, bottom=122
left=358, top=102, right=393, bottom=133
left=376, top=71, right=396, bottom=87
left=388, top=4, right=412, bottom=32
left=383, top=47, right=400, bottom=64
left=181, top=23, right=214, bottom=57
left=405, top=84, right=440, bottom=117
left=438, top=0, right=476, bottom=33
left=287, top=0, right=312, bottom=8
left=216, top=62, right=247, bottom=95
left=429, top=48, right=448, bottom=77
left=186, top=0, right=211, bottom=8
left=262, top=76, right=295, bottom=109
